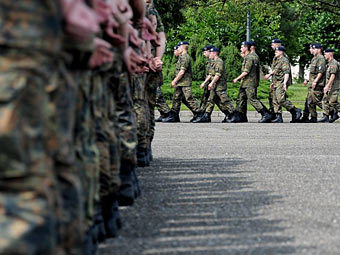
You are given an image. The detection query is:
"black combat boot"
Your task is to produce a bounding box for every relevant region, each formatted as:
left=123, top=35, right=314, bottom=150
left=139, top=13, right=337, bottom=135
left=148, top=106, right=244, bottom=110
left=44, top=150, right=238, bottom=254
left=318, top=113, right=329, bottom=122
left=156, top=112, right=170, bottom=122
left=289, top=108, right=302, bottom=123
left=102, top=197, right=122, bottom=238
left=258, top=108, right=273, bottom=123
left=226, top=111, right=242, bottom=123
left=329, top=109, right=339, bottom=123
left=271, top=113, right=283, bottom=123
left=148, top=146, right=153, bottom=161
left=309, top=116, right=317, bottom=123
left=193, top=112, right=211, bottom=123
left=162, top=111, right=179, bottom=122
left=117, top=160, right=135, bottom=206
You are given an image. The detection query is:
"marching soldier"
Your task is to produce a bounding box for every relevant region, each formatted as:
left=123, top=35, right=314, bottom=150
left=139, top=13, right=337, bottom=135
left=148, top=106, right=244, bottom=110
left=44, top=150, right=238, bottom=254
left=162, top=41, right=203, bottom=122
left=267, top=46, right=302, bottom=123
left=194, top=47, right=235, bottom=123
left=301, top=43, right=326, bottom=122
left=230, top=41, right=272, bottom=123
left=318, top=49, right=340, bottom=123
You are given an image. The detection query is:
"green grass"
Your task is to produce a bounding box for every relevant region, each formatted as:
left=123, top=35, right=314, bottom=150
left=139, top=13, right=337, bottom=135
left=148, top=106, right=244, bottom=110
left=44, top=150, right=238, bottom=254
left=161, top=80, right=309, bottom=111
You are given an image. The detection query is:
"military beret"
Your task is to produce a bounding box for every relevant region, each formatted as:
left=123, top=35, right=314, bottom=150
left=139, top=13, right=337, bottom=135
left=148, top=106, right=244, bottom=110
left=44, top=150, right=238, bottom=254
left=272, top=39, right=282, bottom=43
left=174, top=45, right=179, bottom=50
left=275, top=46, right=286, bottom=52
left=324, top=48, right=334, bottom=53
left=209, top=47, right=220, bottom=53
left=178, top=41, right=189, bottom=46
left=312, top=43, right=322, bottom=49
left=203, top=45, right=214, bottom=51
left=241, top=41, right=251, bottom=47
left=248, top=41, right=256, bottom=47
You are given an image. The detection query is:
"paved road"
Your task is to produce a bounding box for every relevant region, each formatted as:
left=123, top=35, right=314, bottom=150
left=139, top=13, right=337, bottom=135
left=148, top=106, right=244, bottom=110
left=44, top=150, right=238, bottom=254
left=99, top=113, right=340, bottom=255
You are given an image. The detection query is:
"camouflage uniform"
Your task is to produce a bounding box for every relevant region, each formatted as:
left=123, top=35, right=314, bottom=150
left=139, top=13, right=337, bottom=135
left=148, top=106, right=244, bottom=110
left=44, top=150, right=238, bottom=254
left=306, top=54, right=326, bottom=118
left=132, top=74, right=150, bottom=154
left=0, top=1, right=62, bottom=253
left=199, top=59, right=214, bottom=112
left=171, top=52, right=201, bottom=115
left=236, top=52, right=264, bottom=114
left=205, top=57, right=234, bottom=115
left=146, top=3, right=165, bottom=145
left=269, top=53, right=291, bottom=114
left=156, top=81, right=171, bottom=117
left=322, top=59, right=340, bottom=115
left=272, top=56, right=295, bottom=113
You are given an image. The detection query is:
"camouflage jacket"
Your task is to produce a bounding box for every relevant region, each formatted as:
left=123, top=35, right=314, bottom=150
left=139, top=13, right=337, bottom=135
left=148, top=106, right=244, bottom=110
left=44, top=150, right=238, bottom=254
left=176, top=52, right=192, bottom=87
left=0, top=0, right=63, bottom=54
left=240, top=52, right=260, bottom=88
left=206, top=59, right=215, bottom=77
left=272, top=56, right=291, bottom=88
left=146, top=4, right=165, bottom=33
left=326, top=58, right=340, bottom=90
left=272, top=52, right=292, bottom=86
left=209, top=57, right=227, bottom=91
left=308, top=54, right=326, bottom=89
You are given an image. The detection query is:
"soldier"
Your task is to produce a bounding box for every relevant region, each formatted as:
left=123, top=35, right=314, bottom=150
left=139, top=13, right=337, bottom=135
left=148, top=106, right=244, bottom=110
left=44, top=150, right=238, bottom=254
left=268, top=46, right=302, bottom=122
left=264, top=39, right=292, bottom=118
left=197, top=45, right=215, bottom=123
left=0, top=1, right=65, bottom=253
left=230, top=41, right=272, bottom=123
left=301, top=43, right=326, bottom=122
left=162, top=41, right=203, bottom=122
left=194, top=47, right=235, bottom=123
left=318, top=49, right=340, bottom=123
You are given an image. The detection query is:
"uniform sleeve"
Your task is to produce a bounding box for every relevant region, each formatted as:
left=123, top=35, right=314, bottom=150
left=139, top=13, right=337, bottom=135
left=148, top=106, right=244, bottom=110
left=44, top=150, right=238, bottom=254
left=214, top=61, right=223, bottom=76
left=328, top=63, right=338, bottom=75
left=180, top=55, right=189, bottom=71
left=243, top=56, right=253, bottom=73
left=281, top=59, right=291, bottom=75
left=317, top=57, right=326, bottom=74
left=155, top=11, right=165, bottom=33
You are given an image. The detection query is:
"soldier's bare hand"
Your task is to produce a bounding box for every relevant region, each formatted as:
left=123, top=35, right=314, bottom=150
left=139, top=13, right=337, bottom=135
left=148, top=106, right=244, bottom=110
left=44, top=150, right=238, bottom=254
left=200, top=83, right=205, bottom=89
left=264, top=74, right=271, bottom=80
left=303, top=80, right=308, bottom=87
left=324, top=86, right=329, bottom=94
left=233, top=78, right=238, bottom=84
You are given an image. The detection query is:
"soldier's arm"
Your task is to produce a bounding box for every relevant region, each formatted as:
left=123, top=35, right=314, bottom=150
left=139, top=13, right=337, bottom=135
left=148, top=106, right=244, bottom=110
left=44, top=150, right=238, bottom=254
left=201, top=75, right=212, bottom=88
left=324, top=74, right=336, bottom=94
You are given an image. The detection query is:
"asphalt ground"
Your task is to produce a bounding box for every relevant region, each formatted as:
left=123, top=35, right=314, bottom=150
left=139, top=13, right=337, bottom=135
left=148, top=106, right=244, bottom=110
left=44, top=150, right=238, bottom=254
left=99, top=112, right=340, bottom=255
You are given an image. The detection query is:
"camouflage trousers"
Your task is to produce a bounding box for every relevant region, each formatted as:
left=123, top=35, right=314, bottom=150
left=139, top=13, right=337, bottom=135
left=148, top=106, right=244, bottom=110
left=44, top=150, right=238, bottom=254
left=322, top=88, right=339, bottom=115
left=0, top=49, right=58, bottom=254
left=171, top=86, right=200, bottom=115
left=156, top=85, right=170, bottom=116
left=132, top=74, right=149, bottom=150
left=308, top=88, right=324, bottom=118
left=48, top=62, right=84, bottom=254
left=205, top=89, right=234, bottom=115
left=73, top=70, right=100, bottom=229
left=236, top=86, right=264, bottom=114
left=146, top=71, right=162, bottom=146
left=272, top=85, right=295, bottom=113
left=113, top=68, right=137, bottom=164
left=199, top=86, right=212, bottom=112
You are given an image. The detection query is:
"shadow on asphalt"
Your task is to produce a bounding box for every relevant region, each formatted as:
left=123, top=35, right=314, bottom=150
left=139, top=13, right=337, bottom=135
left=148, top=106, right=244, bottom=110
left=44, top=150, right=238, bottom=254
left=99, top=157, right=313, bottom=255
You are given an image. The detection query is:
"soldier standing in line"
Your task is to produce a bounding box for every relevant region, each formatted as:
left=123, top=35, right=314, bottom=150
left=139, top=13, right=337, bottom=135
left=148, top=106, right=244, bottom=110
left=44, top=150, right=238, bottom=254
left=0, top=1, right=64, bottom=253
left=318, top=49, right=340, bottom=123
left=194, top=47, right=235, bottom=123
left=267, top=46, right=302, bottom=123
left=162, top=41, right=203, bottom=122
left=229, top=41, right=272, bottom=123
left=301, top=43, right=326, bottom=122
